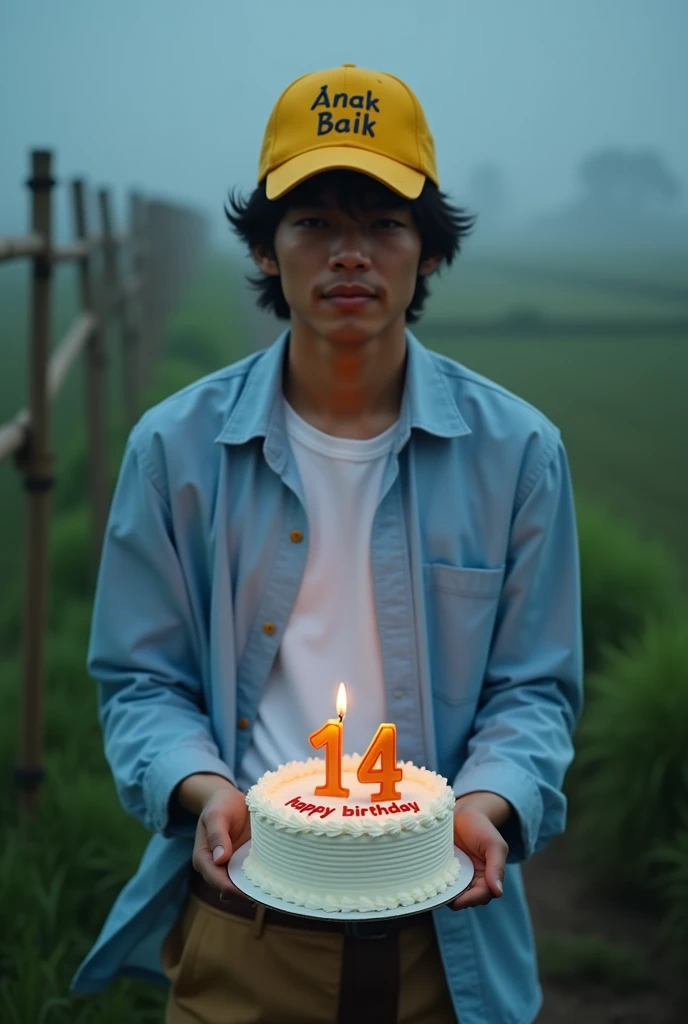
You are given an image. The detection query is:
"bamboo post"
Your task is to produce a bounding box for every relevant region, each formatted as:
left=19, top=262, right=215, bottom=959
left=14, top=149, right=55, bottom=817
left=72, top=180, right=109, bottom=568
left=129, top=192, right=153, bottom=394
left=98, top=188, right=139, bottom=430
left=146, top=200, right=167, bottom=382
left=123, top=192, right=143, bottom=407
left=120, top=250, right=141, bottom=430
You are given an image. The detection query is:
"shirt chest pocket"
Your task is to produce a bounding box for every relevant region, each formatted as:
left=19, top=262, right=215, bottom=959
left=423, top=562, right=505, bottom=706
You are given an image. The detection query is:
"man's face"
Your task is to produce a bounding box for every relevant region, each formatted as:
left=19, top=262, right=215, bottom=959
left=256, top=185, right=438, bottom=345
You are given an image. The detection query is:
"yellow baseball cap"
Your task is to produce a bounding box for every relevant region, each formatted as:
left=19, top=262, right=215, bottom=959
left=258, top=64, right=440, bottom=200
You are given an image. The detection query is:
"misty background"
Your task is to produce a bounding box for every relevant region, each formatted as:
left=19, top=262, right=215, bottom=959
left=2, top=0, right=688, bottom=253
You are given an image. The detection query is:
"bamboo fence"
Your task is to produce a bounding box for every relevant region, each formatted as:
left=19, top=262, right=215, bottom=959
left=0, top=149, right=207, bottom=816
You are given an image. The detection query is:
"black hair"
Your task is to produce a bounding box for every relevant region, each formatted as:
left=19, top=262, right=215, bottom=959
left=224, top=170, right=476, bottom=323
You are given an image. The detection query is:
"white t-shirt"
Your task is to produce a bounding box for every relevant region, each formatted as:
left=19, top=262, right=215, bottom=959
left=237, top=401, right=397, bottom=791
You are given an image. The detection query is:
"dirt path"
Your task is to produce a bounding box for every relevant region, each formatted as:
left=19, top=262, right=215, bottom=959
left=523, top=837, right=685, bottom=1024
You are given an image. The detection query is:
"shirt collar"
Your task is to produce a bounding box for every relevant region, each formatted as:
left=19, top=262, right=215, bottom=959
left=214, top=328, right=471, bottom=448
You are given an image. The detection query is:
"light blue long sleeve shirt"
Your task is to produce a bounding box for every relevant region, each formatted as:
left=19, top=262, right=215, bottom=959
left=71, top=329, right=583, bottom=1024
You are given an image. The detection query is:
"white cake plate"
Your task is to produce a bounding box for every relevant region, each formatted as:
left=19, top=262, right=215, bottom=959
left=227, top=842, right=475, bottom=922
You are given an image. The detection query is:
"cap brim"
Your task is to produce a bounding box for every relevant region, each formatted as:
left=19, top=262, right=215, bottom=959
left=265, top=146, right=426, bottom=200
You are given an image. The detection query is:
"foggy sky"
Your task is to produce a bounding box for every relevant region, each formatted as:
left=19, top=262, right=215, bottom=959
left=1, top=0, right=687, bottom=244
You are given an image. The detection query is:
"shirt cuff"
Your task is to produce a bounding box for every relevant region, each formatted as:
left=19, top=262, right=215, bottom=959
left=143, top=742, right=236, bottom=838
left=452, top=761, right=544, bottom=862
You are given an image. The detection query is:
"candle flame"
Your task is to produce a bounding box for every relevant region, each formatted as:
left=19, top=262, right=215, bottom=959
left=336, top=682, right=347, bottom=720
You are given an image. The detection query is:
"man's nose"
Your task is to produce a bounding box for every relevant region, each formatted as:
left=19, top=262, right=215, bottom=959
left=328, top=230, right=371, bottom=272
left=328, top=249, right=372, bottom=271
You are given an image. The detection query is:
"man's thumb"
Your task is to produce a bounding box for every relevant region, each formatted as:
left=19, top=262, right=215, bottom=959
left=206, top=825, right=232, bottom=865
left=485, top=843, right=505, bottom=896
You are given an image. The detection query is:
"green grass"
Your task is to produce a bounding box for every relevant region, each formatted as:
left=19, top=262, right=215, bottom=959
left=651, top=820, right=688, bottom=960
left=575, top=500, right=682, bottom=673
left=569, top=616, right=688, bottom=894
left=536, top=931, right=655, bottom=991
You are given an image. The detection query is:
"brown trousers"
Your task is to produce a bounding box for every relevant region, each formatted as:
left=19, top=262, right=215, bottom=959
left=162, top=893, right=457, bottom=1023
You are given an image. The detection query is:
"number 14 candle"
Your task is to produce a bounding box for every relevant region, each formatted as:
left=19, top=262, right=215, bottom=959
left=308, top=683, right=403, bottom=801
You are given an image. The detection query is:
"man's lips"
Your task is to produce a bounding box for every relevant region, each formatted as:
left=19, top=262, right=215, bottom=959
left=325, top=294, right=375, bottom=309
left=321, top=284, right=378, bottom=309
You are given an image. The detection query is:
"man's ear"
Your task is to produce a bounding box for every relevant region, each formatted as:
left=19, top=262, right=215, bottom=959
left=418, top=254, right=442, bottom=278
left=252, top=243, right=280, bottom=277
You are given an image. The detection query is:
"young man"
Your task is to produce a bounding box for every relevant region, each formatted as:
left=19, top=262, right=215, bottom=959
left=71, top=65, right=583, bottom=1023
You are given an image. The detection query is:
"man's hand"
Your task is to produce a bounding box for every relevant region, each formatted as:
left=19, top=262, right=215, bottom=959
left=450, top=791, right=510, bottom=911
left=176, top=772, right=251, bottom=899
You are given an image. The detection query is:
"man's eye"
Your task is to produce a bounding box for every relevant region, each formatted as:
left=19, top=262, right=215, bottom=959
left=375, top=218, right=404, bottom=229
left=296, top=217, right=327, bottom=228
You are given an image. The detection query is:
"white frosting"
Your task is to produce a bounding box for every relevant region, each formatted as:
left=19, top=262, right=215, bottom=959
left=244, top=754, right=458, bottom=912
left=243, top=849, right=460, bottom=913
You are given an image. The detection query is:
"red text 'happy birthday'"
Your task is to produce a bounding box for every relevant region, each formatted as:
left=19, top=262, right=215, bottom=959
left=284, top=795, right=420, bottom=819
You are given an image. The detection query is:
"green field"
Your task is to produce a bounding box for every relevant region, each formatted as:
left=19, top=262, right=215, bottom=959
left=426, top=247, right=688, bottom=321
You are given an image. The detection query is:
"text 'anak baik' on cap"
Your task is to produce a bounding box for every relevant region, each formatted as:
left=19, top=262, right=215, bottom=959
left=258, top=63, right=439, bottom=200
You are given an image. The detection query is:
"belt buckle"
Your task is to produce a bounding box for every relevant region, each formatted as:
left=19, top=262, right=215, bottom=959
left=343, top=918, right=390, bottom=940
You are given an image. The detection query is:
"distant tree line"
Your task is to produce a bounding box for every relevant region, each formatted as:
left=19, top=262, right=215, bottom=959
left=464, top=147, right=687, bottom=247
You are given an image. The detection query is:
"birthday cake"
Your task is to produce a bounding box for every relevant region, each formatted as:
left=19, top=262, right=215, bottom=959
left=243, top=754, right=459, bottom=913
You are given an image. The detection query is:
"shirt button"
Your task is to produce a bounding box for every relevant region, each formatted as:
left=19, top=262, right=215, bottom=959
left=238, top=717, right=250, bottom=730
left=263, top=622, right=276, bottom=635
left=290, top=529, right=304, bottom=543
